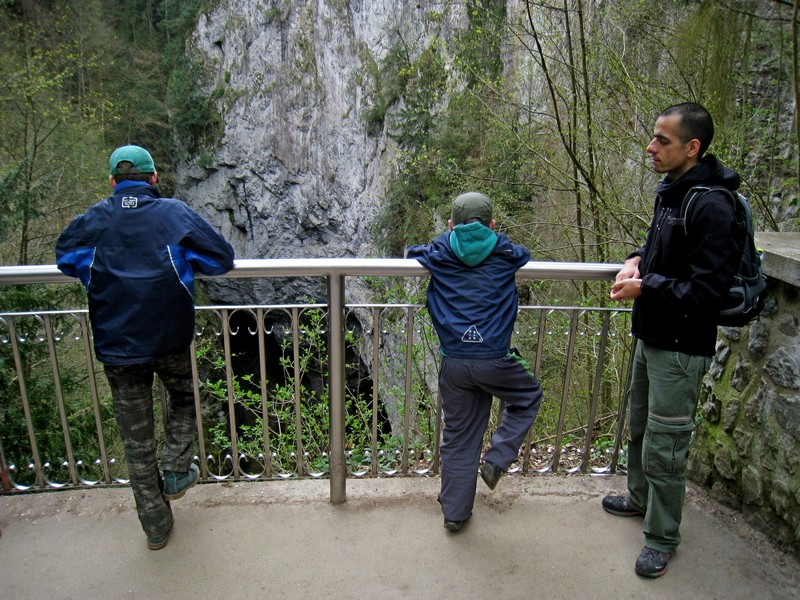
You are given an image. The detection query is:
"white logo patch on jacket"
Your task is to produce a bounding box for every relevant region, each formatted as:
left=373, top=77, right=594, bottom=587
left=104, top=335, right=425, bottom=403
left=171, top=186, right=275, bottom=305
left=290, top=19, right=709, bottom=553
left=461, top=325, right=484, bottom=343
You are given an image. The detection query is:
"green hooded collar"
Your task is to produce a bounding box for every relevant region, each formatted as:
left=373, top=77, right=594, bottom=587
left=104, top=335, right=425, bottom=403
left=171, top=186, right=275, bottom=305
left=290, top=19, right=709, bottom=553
left=449, top=222, right=498, bottom=267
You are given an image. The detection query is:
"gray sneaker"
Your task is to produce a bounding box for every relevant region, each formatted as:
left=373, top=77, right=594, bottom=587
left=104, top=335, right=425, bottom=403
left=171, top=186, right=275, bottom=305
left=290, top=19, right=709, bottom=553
left=163, top=463, right=199, bottom=501
left=634, top=546, right=675, bottom=578
left=479, top=461, right=505, bottom=490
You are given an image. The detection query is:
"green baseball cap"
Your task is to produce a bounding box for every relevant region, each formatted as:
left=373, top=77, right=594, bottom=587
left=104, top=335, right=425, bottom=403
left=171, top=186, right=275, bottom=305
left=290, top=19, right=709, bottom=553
left=109, top=145, right=156, bottom=175
left=451, top=192, right=493, bottom=225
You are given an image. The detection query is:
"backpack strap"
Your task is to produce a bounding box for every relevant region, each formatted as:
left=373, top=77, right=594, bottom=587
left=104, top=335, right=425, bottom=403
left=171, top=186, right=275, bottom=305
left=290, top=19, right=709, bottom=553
left=680, top=185, right=740, bottom=236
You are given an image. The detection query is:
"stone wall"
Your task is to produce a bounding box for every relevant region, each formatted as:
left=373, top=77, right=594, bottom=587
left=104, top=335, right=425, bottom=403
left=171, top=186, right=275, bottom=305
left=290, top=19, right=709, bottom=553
left=688, top=232, right=800, bottom=554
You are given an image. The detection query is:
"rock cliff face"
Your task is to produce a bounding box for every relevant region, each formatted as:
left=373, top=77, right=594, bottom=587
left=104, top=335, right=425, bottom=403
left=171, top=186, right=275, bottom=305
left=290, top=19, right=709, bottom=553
left=176, top=0, right=470, bottom=305
left=174, top=1, right=475, bottom=434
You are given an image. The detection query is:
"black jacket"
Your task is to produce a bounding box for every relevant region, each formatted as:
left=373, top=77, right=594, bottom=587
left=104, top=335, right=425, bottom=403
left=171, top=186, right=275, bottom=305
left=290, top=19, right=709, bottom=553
left=631, top=155, right=745, bottom=356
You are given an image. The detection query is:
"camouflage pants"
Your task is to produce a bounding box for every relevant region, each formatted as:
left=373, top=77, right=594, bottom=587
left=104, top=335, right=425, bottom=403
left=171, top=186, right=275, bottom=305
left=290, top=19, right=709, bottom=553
left=104, top=348, right=197, bottom=539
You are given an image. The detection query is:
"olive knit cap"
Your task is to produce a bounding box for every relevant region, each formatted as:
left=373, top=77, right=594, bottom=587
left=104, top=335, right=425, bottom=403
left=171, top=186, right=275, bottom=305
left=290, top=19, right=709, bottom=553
left=109, top=145, right=156, bottom=175
left=451, top=192, right=492, bottom=225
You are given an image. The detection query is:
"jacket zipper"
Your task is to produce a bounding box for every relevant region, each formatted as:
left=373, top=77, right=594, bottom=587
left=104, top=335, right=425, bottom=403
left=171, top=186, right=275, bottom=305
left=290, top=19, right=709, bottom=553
left=642, top=194, right=670, bottom=276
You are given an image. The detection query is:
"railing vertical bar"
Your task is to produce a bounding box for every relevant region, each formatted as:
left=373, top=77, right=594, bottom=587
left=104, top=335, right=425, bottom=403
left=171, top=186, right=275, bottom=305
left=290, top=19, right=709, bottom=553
left=189, top=338, right=207, bottom=479
left=582, top=310, right=611, bottom=473
left=522, top=308, right=550, bottom=474
left=551, top=309, right=580, bottom=473
left=533, top=309, right=549, bottom=377
left=611, top=336, right=636, bottom=474
left=6, top=318, right=44, bottom=487
left=328, top=274, right=346, bottom=504
left=79, top=313, right=110, bottom=483
left=0, top=435, right=11, bottom=491
left=43, top=315, right=78, bottom=485
left=257, top=309, right=273, bottom=478
left=401, top=307, right=414, bottom=476
left=221, top=309, right=239, bottom=478
left=292, top=307, right=305, bottom=476
left=370, top=307, right=381, bottom=477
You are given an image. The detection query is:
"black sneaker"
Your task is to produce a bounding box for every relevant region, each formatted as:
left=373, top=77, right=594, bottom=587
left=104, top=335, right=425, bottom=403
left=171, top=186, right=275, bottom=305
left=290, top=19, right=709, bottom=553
left=602, top=495, right=645, bottom=517
left=443, top=515, right=471, bottom=532
left=634, top=546, right=675, bottom=578
left=480, top=461, right=505, bottom=491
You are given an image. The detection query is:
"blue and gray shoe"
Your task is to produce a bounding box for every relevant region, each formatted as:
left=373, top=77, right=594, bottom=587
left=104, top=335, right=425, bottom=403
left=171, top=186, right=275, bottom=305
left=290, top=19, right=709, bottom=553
left=163, top=463, right=200, bottom=501
left=147, top=516, right=174, bottom=550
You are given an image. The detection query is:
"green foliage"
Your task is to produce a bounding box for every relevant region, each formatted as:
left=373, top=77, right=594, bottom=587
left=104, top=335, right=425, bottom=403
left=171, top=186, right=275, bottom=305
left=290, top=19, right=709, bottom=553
left=374, top=3, right=544, bottom=256
left=0, top=1, right=110, bottom=265
left=370, top=38, right=452, bottom=253
left=166, top=55, right=222, bottom=156
left=101, top=0, right=222, bottom=188
left=0, top=309, right=118, bottom=487
left=0, top=0, right=224, bottom=273
left=457, top=0, right=507, bottom=86
left=363, top=41, right=415, bottom=138
left=375, top=0, right=798, bottom=273
left=200, top=308, right=384, bottom=475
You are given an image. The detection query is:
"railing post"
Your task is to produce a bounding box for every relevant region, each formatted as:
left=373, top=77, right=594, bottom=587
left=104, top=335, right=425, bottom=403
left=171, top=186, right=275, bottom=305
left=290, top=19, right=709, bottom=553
left=328, top=273, right=347, bottom=503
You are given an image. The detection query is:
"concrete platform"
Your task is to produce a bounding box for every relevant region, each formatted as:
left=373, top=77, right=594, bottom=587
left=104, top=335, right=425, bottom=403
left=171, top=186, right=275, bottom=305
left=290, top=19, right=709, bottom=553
left=1, top=475, right=798, bottom=599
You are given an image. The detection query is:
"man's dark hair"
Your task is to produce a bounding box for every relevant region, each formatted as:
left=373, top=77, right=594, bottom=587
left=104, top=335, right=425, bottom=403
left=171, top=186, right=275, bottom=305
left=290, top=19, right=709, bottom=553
left=112, top=161, right=152, bottom=184
left=661, top=103, right=715, bottom=158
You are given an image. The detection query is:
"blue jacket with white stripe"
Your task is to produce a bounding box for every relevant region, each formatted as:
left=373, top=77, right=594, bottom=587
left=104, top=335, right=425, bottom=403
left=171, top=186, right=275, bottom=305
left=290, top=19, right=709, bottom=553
left=56, top=181, right=235, bottom=365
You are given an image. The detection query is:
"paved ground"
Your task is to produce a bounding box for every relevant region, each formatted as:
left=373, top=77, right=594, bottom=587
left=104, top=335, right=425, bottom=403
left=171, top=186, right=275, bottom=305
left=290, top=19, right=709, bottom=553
left=1, top=474, right=798, bottom=600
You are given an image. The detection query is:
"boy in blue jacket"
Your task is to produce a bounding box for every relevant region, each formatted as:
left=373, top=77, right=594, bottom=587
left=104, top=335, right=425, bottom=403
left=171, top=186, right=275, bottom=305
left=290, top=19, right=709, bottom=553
left=57, top=145, right=235, bottom=550
left=407, top=192, right=543, bottom=531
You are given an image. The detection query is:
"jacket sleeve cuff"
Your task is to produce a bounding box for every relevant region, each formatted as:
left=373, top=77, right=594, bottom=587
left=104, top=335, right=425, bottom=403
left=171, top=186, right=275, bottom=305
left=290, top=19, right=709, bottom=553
left=625, top=249, right=643, bottom=261
left=640, top=273, right=663, bottom=294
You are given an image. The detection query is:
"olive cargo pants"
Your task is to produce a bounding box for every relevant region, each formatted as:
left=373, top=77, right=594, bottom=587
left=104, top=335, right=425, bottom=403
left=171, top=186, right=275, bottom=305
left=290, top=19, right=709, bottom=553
left=626, top=341, right=710, bottom=552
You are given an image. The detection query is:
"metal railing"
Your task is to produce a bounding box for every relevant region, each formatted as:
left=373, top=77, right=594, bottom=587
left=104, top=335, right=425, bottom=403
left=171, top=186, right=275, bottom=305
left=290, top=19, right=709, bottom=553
left=0, top=259, right=629, bottom=504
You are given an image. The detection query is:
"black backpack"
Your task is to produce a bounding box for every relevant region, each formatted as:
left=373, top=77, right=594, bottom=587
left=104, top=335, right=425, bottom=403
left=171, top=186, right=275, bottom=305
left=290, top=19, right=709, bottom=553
left=680, top=185, right=767, bottom=327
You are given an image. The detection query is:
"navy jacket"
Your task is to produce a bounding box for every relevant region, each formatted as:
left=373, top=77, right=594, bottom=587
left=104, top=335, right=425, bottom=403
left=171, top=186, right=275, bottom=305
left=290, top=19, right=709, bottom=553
left=56, top=182, right=235, bottom=365
left=631, top=155, right=745, bottom=357
left=407, top=223, right=530, bottom=358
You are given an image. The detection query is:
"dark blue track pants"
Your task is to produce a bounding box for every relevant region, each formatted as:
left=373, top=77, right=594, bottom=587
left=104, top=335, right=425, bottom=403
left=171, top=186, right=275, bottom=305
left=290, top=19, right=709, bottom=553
left=438, top=353, right=543, bottom=521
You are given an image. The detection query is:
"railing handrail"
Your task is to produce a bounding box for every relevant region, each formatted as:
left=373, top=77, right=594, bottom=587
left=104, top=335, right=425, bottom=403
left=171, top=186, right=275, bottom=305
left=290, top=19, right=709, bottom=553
left=0, top=258, right=621, bottom=285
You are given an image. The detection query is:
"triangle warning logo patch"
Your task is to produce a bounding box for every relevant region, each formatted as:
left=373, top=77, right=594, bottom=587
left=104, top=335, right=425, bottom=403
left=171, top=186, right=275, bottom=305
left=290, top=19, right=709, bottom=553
left=461, top=325, right=484, bottom=343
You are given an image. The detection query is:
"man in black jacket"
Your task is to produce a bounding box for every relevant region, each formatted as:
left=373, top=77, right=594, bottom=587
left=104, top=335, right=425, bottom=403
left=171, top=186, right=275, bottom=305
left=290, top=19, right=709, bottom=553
left=601, top=104, right=745, bottom=577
